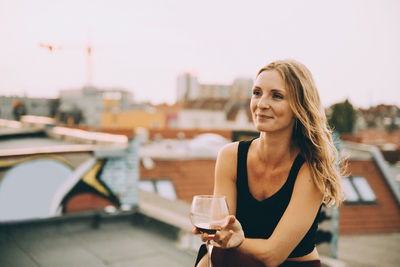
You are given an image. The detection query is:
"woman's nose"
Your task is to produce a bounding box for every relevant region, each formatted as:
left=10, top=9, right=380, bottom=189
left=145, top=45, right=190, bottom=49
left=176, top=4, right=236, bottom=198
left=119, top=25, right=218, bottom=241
left=257, top=96, right=270, bottom=109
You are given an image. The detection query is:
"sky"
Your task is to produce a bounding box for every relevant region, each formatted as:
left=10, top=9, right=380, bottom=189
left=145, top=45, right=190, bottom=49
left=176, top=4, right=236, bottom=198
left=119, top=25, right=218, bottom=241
left=0, top=0, right=399, bottom=108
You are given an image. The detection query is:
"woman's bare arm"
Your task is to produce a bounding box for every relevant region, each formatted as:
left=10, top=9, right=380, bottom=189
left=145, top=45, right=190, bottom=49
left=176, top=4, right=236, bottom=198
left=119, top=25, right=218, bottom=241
left=195, top=143, right=240, bottom=267
left=213, top=142, right=239, bottom=215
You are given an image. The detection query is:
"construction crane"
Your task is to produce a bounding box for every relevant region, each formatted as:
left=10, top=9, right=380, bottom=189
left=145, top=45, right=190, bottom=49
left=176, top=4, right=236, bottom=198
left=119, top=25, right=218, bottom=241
left=39, top=34, right=94, bottom=86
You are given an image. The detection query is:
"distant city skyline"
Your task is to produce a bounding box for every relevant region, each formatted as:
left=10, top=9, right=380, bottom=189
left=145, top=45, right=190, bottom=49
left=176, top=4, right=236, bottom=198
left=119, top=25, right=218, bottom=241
left=0, top=0, right=399, bottom=108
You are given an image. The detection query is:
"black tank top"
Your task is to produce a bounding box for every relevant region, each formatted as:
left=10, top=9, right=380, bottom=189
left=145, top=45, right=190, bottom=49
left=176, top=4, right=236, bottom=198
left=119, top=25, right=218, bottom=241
left=235, top=140, right=321, bottom=258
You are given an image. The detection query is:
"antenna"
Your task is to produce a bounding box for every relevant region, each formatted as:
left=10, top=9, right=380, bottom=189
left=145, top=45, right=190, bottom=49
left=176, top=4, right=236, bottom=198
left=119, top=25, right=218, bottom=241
left=86, top=28, right=93, bottom=86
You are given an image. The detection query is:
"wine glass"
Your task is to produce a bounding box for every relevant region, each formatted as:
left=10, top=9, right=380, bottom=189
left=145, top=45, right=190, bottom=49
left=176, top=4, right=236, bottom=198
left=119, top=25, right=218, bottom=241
left=190, top=195, right=229, bottom=267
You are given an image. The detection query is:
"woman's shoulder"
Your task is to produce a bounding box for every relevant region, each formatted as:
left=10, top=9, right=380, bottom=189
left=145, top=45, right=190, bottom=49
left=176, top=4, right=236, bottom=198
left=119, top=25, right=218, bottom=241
left=295, top=159, right=323, bottom=198
left=217, top=138, right=258, bottom=164
left=217, top=141, right=240, bottom=159
left=215, top=142, right=240, bottom=185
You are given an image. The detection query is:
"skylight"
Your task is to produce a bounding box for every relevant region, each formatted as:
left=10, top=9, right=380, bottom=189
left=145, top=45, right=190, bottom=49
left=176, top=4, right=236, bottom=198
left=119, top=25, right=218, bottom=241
left=342, top=176, right=376, bottom=204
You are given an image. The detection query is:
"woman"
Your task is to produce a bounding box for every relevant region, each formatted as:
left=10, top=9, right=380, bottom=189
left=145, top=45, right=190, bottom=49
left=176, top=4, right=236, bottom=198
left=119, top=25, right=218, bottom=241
left=194, top=59, right=344, bottom=267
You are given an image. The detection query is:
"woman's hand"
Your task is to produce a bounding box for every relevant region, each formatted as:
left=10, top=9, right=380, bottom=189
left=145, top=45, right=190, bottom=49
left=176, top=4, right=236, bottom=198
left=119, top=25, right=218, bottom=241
left=213, top=215, right=244, bottom=249
left=192, top=216, right=244, bottom=248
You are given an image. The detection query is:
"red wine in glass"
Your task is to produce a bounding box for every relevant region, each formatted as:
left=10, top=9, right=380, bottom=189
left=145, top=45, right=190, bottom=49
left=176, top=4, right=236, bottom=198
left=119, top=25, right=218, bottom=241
left=194, top=222, right=219, bottom=235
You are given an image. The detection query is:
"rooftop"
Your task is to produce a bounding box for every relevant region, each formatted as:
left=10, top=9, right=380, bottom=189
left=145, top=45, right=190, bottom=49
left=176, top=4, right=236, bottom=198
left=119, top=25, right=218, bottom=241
left=0, top=213, right=195, bottom=267
left=1, top=191, right=399, bottom=267
left=0, top=117, right=128, bottom=158
left=0, top=190, right=198, bottom=267
left=1, top=117, right=399, bottom=266
left=139, top=133, right=230, bottom=159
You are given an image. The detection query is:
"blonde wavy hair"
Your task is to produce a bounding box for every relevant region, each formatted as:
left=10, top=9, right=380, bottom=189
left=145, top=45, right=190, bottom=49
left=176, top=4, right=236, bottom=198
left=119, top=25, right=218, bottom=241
left=257, top=59, right=344, bottom=207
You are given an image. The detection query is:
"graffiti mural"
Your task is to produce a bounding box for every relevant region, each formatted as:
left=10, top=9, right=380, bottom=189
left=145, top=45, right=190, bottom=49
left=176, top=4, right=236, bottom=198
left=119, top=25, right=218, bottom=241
left=0, top=157, right=73, bottom=221
left=61, top=159, right=121, bottom=214
left=0, top=138, right=139, bottom=222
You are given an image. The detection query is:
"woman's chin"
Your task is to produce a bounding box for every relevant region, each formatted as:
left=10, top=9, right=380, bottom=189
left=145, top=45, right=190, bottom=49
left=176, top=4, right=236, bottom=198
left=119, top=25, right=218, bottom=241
left=255, top=125, right=270, bottom=132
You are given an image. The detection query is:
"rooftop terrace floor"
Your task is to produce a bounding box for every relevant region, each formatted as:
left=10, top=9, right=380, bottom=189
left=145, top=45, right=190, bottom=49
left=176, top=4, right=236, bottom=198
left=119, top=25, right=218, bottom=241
left=1, top=211, right=399, bottom=267
left=0, top=214, right=196, bottom=267
left=337, top=232, right=400, bottom=267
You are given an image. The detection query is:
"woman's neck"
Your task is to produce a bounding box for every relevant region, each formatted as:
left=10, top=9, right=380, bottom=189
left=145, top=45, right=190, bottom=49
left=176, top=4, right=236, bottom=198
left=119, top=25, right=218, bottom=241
left=256, top=131, right=298, bottom=166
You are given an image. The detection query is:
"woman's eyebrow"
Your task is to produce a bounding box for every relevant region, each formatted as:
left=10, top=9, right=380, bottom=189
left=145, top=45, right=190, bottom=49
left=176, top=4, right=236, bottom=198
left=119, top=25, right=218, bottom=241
left=271, top=88, right=286, bottom=93
left=252, top=86, right=286, bottom=93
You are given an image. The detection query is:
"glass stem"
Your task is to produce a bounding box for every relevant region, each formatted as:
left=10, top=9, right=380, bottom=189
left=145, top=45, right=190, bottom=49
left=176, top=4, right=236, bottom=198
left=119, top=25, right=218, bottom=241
left=207, top=239, right=213, bottom=267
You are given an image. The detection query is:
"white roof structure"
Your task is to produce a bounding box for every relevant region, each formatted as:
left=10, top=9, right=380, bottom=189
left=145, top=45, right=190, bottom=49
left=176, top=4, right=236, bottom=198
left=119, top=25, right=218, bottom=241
left=139, top=133, right=230, bottom=160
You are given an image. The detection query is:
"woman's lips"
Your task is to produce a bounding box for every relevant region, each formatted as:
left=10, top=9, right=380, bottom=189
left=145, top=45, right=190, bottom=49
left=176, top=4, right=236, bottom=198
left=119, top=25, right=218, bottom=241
left=257, top=114, right=273, bottom=119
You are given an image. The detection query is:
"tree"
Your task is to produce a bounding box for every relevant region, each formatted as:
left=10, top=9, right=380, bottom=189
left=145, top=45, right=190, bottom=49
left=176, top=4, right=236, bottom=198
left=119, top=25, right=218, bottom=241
left=328, top=99, right=356, bottom=134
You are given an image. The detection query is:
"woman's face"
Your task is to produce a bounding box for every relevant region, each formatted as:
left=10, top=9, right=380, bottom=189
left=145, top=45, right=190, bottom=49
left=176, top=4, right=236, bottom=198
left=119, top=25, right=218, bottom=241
left=250, top=70, right=295, bottom=133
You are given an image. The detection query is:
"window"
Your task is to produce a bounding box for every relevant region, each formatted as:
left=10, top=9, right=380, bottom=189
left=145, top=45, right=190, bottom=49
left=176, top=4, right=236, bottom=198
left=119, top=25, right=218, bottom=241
left=342, top=176, right=376, bottom=204
left=139, top=180, right=155, bottom=193
left=341, top=178, right=359, bottom=202
left=139, top=179, right=177, bottom=200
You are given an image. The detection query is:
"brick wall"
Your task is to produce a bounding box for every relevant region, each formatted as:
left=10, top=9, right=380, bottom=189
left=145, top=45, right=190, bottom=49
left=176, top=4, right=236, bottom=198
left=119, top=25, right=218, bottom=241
left=140, top=159, right=216, bottom=203
left=339, top=159, right=400, bottom=234
left=341, top=130, right=400, bottom=148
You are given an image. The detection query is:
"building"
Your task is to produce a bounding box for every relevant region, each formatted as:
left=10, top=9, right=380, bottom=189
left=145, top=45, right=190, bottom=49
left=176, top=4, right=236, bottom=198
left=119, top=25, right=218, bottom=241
left=0, top=96, right=58, bottom=121
left=176, top=73, right=253, bottom=103
left=175, top=73, right=254, bottom=130
left=138, top=133, right=230, bottom=202
left=225, top=100, right=254, bottom=130
left=102, top=108, right=166, bottom=130
left=339, top=141, right=400, bottom=234
left=59, top=86, right=133, bottom=126
left=176, top=73, right=200, bottom=103
left=177, top=99, right=228, bottom=129
left=231, top=77, right=254, bottom=100
left=100, top=99, right=254, bottom=132
left=176, top=99, right=254, bottom=130
left=199, top=83, right=230, bottom=99
left=341, top=129, right=400, bottom=150
left=153, top=103, right=182, bottom=129
left=356, top=104, right=400, bottom=131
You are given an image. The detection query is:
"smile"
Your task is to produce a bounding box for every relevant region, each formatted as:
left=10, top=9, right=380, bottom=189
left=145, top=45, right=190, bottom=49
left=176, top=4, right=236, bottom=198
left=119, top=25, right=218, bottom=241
left=256, top=114, right=273, bottom=119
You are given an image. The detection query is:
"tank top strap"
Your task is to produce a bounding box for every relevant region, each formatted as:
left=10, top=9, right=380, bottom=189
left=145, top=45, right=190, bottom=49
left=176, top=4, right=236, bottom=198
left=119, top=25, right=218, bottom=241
left=286, top=153, right=306, bottom=186
left=237, top=140, right=252, bottom=180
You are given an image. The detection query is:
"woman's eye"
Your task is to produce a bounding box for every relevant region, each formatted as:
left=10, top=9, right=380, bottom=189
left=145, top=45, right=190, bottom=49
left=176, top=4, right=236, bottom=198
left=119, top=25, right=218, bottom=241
left=252, top=90, right=261, bottom=96
left=273, top=93, right=283, bottom=99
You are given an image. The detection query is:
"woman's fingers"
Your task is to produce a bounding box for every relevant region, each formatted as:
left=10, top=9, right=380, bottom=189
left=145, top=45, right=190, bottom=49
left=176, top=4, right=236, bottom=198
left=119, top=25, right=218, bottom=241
left=223, top=215, right=236, bottom=228
left=193, top=228, right=216, bottom=242
left=213, top=231, right=223, bottom=245
left=193, top=216, right=244, bottom=249
left=221, top=230, right=233, bottom=245
left=212, top=229, right=233, bottom=248
left=201, top=235, right=208, bottom=242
